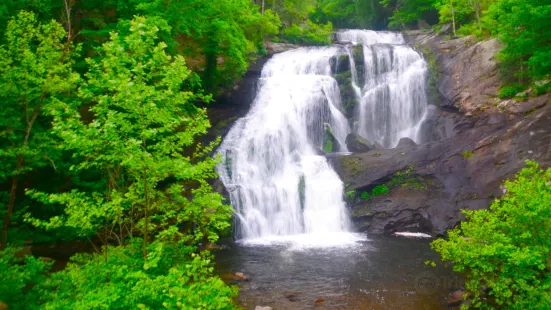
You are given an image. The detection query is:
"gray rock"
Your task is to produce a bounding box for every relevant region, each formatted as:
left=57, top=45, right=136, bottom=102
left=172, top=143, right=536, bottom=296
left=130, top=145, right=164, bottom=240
left=395, top=137, right=417, bottom=148
left=346, top=133, right=373, bottom=153
left=255, top=307, right=273, bottom=310
left=265, top=42, right=300, bottom=54
left=332, top=104, right=551, bottom=235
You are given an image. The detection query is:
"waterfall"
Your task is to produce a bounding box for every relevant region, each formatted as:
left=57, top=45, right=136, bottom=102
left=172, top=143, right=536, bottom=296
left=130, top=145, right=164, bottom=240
left=337, top=30, right=429, bottom=148
left=217, top=47, right=352, bottom=243
left=217, top=30, right=429, bottom=245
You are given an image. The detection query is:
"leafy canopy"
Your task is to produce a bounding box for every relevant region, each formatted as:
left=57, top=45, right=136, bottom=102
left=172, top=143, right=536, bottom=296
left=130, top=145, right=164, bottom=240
left=28, top=16, right=233, bottom=248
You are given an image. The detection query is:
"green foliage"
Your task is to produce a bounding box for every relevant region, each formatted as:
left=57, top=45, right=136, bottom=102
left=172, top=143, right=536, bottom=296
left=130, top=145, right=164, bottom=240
left=462, top=151, right=473, bottom=158
left=282, top=20, right=333, bottom=46
left=0, top=11, right=79, bottom=248
left=489, top=0, right=551, bottom=82
left=322, top=124, right=336, bottom=152
left=498, top=84, right=525, bottom=99
left=28, top=16, right=232, bottom=247
left=345, top=190, right=356, bottom=200
left=371, top=184, right=390, bottom=196
left=265, top=0, right=318, bottom=26
left=135, top=0, right=281, bottom=90
left=37, top=240, right=237, bottom=310
left=381, top=0, right=439, bottom=29
left=0, top=247, right=51, bottom=310
left=360, top=184, right=389, bottom=200
left=311, top=0, right=387, bottom=29
left=432, top=161, right=551, bottom=309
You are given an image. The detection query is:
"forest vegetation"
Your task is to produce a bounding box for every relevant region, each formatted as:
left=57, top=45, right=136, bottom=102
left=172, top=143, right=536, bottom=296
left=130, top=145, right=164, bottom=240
left=0, top=0, right=549, bottom=309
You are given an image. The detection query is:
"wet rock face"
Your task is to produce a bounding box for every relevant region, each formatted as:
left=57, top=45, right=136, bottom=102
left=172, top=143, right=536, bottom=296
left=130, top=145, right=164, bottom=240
left=333, top=102, right=551, bottom=235
left=404, top=32, right=502, bottom=115
left=396, top=137, right=417, bottom=148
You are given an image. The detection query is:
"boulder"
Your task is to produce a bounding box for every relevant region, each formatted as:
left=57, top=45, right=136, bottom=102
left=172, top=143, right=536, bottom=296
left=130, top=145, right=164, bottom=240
left=447, top=290, right=465, bottom=307
left=265, top=42, right=299, bottom=54
left=346, top=133, right=373, bottom=153
left=255, top=307, right=273, bottom=310
left=221, top=272, right=248, bottom=282
left=395, top=137, right=417, bottom=148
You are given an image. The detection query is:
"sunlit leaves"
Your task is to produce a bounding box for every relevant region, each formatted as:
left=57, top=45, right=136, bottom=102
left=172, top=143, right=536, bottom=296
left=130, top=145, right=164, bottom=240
left=432, top=161, right=551, bottom=309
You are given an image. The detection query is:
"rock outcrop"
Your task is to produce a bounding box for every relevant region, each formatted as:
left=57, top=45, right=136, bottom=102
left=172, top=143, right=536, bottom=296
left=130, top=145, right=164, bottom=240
left=346, top=133, right=373, bottom=152
left=334, top=31, right=551, bottom=235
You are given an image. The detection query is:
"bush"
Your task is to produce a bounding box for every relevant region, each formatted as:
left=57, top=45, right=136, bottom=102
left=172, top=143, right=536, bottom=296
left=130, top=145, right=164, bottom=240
left=0, top=247, right=51, bottom=310
left=498, top=85, right=525, bottom=99
left=38, top=240, right=238, bottom=310
left=360, top=184, right=389, bottom=200
left=431, top=161, right=551, bottom=309
left=282, top=20, right=333, bottom=46
left=462, top=151, right=473, bottom=158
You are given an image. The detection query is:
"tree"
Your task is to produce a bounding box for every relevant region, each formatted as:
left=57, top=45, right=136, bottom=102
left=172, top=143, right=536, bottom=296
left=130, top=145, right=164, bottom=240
left=488, top=0, right=551, bottom=82
left=28, top=16, right=233, bottom=256
left=381, top=0, right=440, bottom=29
left=0, top=11, right=79, bottom=249
left=432, top=161, right=551, bottom=309
left=134, top=0, right=280, bottom=91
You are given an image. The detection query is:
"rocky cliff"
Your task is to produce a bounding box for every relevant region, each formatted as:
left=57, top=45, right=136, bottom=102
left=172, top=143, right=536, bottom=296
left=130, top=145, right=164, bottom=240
left=334, top=31, right=551, bottom=235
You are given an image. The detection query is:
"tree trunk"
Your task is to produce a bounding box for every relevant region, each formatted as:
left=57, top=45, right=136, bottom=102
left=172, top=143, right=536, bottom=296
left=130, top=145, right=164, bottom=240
left=474, top=0, right=482, bottom=32
left=1, top=109, right=39, bottom=250
left=262, top=0, right=265, bottom=15
left=451, top=0, right=456, bottom=36
left=1, top=168, right=21, bottom=250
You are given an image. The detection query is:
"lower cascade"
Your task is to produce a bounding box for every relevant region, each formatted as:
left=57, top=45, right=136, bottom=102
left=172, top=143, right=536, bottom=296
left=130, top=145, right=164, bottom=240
left=218, top=30, right=429, bottom=243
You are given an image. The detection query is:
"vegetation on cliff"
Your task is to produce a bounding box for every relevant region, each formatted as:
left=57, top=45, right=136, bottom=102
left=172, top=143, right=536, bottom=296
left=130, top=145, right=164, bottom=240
left=432, top=161, right=551, bottom=309
left=381, top=0, right=551, bottom=91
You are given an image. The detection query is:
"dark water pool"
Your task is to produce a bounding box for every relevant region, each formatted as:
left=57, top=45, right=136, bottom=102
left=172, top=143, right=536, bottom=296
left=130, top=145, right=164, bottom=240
left=216, top=235, right=462, bottom=310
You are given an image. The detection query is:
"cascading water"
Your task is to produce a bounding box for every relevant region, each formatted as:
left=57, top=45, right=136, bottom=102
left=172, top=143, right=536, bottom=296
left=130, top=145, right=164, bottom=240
left=337, top=30, right=429, bottom=148
left=217, top=30, right=429, bottom=246
left=217, top=47, right=354, bottom=245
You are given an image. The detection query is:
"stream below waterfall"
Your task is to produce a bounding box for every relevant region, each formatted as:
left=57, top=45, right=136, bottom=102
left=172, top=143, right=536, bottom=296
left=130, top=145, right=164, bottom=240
left=216, top=236, right=460, bottom=309
left=215, top=30, right=455, bottom=309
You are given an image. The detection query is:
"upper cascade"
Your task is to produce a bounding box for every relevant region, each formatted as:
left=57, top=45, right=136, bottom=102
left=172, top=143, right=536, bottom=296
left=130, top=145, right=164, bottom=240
left=336, top=29, right=405, bottom=45
left=338, top=29, right=429, bottom=148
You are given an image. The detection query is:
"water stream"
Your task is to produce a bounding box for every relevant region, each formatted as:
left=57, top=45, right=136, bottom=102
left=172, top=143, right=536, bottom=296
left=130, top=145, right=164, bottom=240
left=218, top=46, right=354, bottom=244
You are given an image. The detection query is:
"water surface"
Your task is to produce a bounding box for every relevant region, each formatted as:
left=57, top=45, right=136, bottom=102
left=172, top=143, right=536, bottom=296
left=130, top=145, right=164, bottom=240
left=216, top=235, right=461, bottom=310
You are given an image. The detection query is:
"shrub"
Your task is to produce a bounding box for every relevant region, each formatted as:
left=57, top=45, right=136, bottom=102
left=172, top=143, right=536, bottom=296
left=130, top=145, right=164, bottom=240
left=38, top=240, right=238, bottom=309
left=462, top=151, right=473, bottom=158
left=371, top=184, right=389, bottom=196
left=0, top=247, right=51, bottom=310
left=498, top=85, right=525, bottom=99
left=431, top=161, right=551, bottom=309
